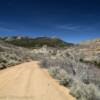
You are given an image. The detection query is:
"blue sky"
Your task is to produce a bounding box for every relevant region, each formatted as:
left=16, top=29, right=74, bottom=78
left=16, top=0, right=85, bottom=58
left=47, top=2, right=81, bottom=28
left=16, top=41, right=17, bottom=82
left=0, top=0, right=100, bottom=43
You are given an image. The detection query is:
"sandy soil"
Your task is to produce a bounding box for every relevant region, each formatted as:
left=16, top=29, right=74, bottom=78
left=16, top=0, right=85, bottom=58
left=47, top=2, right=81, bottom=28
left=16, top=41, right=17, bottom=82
left=0, top=61, right=75, bottom=100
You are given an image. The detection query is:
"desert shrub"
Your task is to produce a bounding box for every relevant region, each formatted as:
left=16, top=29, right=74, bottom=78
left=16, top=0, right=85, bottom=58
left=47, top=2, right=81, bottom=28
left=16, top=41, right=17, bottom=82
left=33, top=46, right=100, bottom=100
left=0, top=54, right=8, bottom=63
left=48, top=67, right=73, bottom=87
left=40, top=54, right=90, bottom=81
left=56, top=69, right=73, bottom=87
left=59, top=73, right=73, bottom=87
left=35, top=47, right=100, bottom=88
left=79, top=58, right=84, bottom=62
left=7, top=59, right=18, bottom=66
left=0, top=49, right=34, bottom=69
left=48, top=67, right=60, bottom=78
left=93, top=60, right=100, bottom=68
left=0, top=40, right=39, bottom=70
left=0, top=63, right=7, bottom=69
left=70, top=81, right=100, bottom=100
left=0, top=58, right=7, bottom=63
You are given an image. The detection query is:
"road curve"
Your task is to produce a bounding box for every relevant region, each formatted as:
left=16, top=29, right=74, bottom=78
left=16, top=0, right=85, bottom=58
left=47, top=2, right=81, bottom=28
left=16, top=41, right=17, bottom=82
left=0, top=61, right=75, bottom=100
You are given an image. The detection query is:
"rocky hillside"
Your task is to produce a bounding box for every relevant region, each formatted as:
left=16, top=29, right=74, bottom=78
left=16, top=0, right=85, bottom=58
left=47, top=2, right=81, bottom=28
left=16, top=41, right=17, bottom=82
left=0, top=36, right=73, bottom=48
left=77, top=38, right=100, bottom=67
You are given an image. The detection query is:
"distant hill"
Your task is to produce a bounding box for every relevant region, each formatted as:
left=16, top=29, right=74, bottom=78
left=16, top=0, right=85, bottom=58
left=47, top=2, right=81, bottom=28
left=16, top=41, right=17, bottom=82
left=80, top=38, right=100, bottom=46
left=0, top=36, right=74, bottom=48
left=79, top=38, right=100, bottom=53
left=71, top=38, right=100, bottom=68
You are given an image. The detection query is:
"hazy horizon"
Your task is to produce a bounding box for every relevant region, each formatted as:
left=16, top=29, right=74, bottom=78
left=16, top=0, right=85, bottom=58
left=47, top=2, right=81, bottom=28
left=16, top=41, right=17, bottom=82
left=0, top=0, right=100, bottom=43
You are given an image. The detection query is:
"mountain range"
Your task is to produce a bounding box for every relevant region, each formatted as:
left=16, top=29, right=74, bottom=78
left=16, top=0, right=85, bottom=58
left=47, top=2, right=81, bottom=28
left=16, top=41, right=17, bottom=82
left=0, top=36, right=74, bottom=48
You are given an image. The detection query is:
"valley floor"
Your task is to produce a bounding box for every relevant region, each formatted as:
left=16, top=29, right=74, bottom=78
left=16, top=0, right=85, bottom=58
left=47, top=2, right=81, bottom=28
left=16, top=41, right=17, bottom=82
left=0, top=61, right=75, bottom=100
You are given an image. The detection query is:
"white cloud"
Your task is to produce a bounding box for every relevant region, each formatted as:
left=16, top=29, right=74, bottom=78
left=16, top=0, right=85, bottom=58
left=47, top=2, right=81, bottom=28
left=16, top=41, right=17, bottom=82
left=0, top=27, right=15, bottom=32
left=56, top=24, right=80, bottom=30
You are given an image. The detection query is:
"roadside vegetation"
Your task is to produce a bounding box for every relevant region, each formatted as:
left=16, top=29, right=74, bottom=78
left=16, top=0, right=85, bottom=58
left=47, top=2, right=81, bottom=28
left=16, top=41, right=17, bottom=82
left=0, top=37, right=100, bottom=100
left=32, top=44, right=100, bottom=100
left=0, top=40, right=34, bottom=69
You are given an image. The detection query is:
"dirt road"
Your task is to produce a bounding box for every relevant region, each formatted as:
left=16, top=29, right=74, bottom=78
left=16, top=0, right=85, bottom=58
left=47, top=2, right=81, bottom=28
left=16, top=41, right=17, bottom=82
left=0, top=61, right=75, bottom=100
